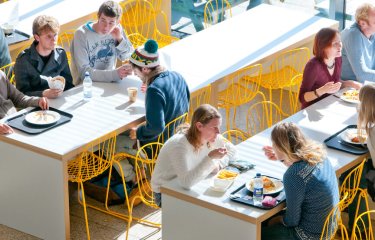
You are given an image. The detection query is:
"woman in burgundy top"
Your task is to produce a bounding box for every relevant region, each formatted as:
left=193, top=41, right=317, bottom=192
left=299, top=28, right=359, bottom=109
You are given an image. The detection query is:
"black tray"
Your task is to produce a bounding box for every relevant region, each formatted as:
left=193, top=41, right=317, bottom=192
left=5, top=29, right=30, bottom=45
left=229, top=179, right=286, bottom=209
left=6, top=107, right=73, bottom=135
left=324, top=125, right=368, bottom=155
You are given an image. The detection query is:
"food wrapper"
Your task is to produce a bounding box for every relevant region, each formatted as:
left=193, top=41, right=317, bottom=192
left=42, top=75, right=65, bottom=90
left=262, top=196, right=277, bottom=207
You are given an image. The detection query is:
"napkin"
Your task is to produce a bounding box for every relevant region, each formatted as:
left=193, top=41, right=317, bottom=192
left=41, top=75, right=65, bottom=90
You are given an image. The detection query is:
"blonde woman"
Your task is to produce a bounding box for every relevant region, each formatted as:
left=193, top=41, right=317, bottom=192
left=262, top=122, right=339, bottom=240
left=151, top=104, right=237, bottom=206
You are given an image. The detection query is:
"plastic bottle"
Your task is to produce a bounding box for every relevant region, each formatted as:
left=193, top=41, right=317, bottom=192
left=83, top=71, right=92, bottom=99
left=253, top=173, right=263, bottom=206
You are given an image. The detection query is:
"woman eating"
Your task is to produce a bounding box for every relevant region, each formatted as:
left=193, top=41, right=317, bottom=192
left=151, top=104, right=237, bottom=206
left=262, top=122, right=339, bottom=240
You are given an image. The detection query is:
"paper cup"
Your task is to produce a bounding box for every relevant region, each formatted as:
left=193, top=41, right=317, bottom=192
left=127, top=87, right=138, bottom=102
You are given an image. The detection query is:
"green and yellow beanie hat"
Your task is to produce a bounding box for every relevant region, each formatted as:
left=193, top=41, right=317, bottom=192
left=129, top=39, right=159, bottom=68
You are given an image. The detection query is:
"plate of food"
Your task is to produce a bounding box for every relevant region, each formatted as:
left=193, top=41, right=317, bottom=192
left=246, top=176, right=284, bottom=195
left=210, top=169, right=239, bottom=192
left=340, top=89, right=359, bottom=104
left=339, top=128, right=367, bottom=145
left=25, top=110, right=61, bottom=126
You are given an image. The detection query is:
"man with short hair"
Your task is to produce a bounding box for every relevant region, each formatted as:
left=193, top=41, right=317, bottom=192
left=341, top=3, right=375, bottom=84
left=71, top=0, right=133, bottom=85
left=128, top=39, right=190, bottom=145
left=0, top=70, right=48, bottom=134
left=14, top=15, right=74, bottom=98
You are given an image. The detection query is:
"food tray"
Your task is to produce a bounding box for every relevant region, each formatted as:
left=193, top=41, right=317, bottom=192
left=229, top=178, right=286, bottom=209
left=324, top=125, right=368, bottom=155
left=6, top=107, right=73, bottom=135
left=5, top=29, right=30, bottom=45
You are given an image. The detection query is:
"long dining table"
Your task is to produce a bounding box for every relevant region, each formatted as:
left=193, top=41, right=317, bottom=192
left=159, top=4, right=338, bottom=106
left=0, top=76, right=145, bottom=240
left=160, top=93, right=367, bottom=240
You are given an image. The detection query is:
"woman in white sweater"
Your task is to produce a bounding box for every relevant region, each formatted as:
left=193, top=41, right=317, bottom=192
left=151, top=104, right=237, bottom=206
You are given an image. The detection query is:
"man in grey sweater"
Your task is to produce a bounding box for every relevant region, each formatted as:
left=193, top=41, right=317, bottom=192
left=0, top=70, right=48, bottom=134
left=71, top=0, right=133, bottom=85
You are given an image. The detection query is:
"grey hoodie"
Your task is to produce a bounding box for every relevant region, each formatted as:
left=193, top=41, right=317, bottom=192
left=71, top=22, right=133, bottom=85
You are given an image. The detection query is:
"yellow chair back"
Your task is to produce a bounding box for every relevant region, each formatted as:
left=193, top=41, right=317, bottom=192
left=0, top=62, right=15, bottom=85
left=218, top=63, right=263, bottom=130
left=352, top=210, right=375, bottom=240
left=221, top=129, right=247, bottom=145
left=157, top=113, right=187, bottom=144
left=204, top=0, right=232, bottom=28
left=320, top=192, right=349, bottom=240
left=260, top=47, right=310, bottom=115
left=57, top=30, right=75, bottom=65
left=120, top=0, right=178, bottom=48
left=188, top=85, right=211, bottom=122
left=246, top=100, right=283, bottom=137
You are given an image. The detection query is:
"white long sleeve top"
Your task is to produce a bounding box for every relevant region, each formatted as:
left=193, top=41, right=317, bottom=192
left=151, top=133, right=237, bottom=193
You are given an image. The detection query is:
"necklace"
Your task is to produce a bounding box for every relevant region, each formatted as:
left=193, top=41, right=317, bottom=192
left=326, top=62, right=335, bottom=70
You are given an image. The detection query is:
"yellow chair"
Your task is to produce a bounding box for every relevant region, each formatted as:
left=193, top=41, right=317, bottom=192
left=0, top=62, right=15, bottom=85
left=339, top=159, right=369, bottom=217
left=187, top=85, right=211, bottom=123
left=245, top=100, right=283, bottom=137
left=289, top=73, right=303, bottom=114
left=221, top=129, right=247, bottom=145
left=125, top=142, right=163, bottom=240
left=260, top=47, right=310, bottom=115
left=157, top=112, right=188, bottom=143
left=218, top=64, right=263, bottom=131
left=204, top=0, right=232, bottom=28
left=120, top=0, right=179, bottom=49
left=67, top=131, right=117, bottom=240
left=351, top=210, right=375, bottom=240
left=57, top=30, right=75, bottom=65
left=320, top=192, right=349, bottom=240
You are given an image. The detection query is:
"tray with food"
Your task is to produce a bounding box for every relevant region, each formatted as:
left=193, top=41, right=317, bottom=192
left=229, top=176, right=286, bottom=209
left=6, top=107, right=73, bottom=135
left=324, top=125, right=368, bottom=155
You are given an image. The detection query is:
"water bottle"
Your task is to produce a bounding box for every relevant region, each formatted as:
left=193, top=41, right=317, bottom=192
left=253, top=173, right=263, bottom=206
left=83, top=71, right=92, bottom=99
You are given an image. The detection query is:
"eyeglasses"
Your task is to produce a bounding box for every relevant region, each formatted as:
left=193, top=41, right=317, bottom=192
left=332, top=41, right=342, bottom=48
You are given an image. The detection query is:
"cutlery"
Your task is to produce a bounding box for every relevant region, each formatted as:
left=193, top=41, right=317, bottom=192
left=338, top=140, right=366, bottom=150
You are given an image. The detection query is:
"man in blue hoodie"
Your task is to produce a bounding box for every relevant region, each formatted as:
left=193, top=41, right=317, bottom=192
left=129, top=39, right=190, bottom=145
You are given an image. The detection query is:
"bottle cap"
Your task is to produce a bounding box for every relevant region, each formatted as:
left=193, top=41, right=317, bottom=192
left=256, top=173, right=261, bottom=177
left=85, top=71, right=89, bottom=76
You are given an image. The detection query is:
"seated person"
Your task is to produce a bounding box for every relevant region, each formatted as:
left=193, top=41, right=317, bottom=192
left=262, top=122, right=339, bottom=240
left=14, top=15, right=74, bottom=98
left=299, top=28, right=359, bottom=109
left=151, top=104, right=237, bottom=207
left=0, top=70, right=48, bottom=134
left=129, top=39, right=190, bottom=146
left=341, top=3, right=375, bottom=83
left=71, top=0, right=133, bottom=85
left=0, top=27, right=11, bottom=68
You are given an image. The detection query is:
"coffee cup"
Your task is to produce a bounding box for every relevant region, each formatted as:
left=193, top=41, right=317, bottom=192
left=127, top=87, right=138, bottom=102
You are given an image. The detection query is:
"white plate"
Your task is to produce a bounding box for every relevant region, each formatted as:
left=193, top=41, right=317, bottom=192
left=25, top=110, right=61, bottom=125
left=339, top=128, right=367, bottom=145
left=246, top=177, right=284, bottom=195
left=340, top=89, right=359, bottom=104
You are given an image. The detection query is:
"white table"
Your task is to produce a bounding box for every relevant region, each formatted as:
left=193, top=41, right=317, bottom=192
left=159, top=4, right=338, bottom=105
left=160, top=94, right=367, bottom=240
left=0, top=77, right=145, bottom=240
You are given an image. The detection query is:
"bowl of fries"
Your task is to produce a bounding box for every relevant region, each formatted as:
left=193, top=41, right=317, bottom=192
left=213, top=169, right=239, bottom=190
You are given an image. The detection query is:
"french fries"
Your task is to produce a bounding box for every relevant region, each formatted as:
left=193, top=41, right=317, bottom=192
left=216, top=169, right=238, bottom=180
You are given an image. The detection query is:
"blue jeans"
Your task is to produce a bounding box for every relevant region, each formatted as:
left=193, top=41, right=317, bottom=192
left=154, top=192, right=162, bottom=207
left=261, top=223, right=299, bottom=240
